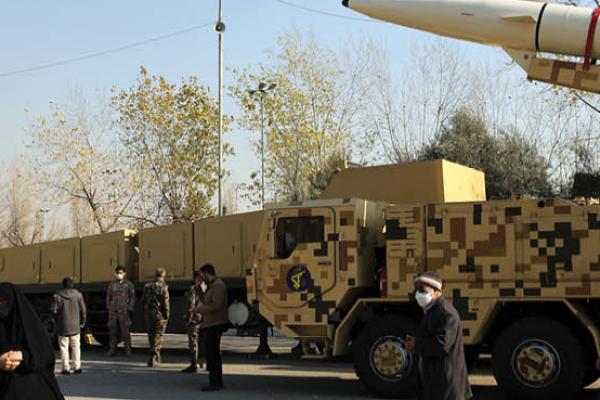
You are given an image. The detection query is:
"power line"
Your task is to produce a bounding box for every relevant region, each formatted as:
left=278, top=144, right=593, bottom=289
left=0, top=22, right=213, bottom=78
left=274, top=0, right=380, bottom=23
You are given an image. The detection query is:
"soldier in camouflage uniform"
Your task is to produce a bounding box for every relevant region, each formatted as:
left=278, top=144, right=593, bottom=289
left=143, top=268, right=170, bottom=367
left=106, top=265, right=135, bottom=357
left=181, top=270, right=205, bottom=373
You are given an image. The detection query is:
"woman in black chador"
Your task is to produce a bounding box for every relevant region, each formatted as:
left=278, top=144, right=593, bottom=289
left=0, top=282, right=64, bottom=400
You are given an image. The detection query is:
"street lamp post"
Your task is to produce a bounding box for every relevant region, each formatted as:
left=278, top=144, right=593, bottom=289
left=215, top=0, right=226, bottom=216
left=248, top=82, right=277, bottom=209
left=39, top=208, right=49, bottom=241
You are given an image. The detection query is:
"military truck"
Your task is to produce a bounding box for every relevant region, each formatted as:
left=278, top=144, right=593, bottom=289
left=3, top=159, right=599, bottom=399
left=246, top=160, right=600, bottom=399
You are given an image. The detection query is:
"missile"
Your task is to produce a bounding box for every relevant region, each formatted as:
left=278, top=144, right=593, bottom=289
left=342, top=0, right=600, bottom=93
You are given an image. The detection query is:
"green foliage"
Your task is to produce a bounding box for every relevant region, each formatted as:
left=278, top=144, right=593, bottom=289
left=230, top=32, right=366, bottom=202
left=420, top=109, right=552, bottom=199
left=113, top=66, right=232, bottom=223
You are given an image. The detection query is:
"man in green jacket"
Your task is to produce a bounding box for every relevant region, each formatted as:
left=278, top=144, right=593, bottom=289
left=193, top=264, right=228, bottom=392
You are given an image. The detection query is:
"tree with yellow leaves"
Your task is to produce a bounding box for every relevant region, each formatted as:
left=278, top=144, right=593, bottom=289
left=113, top=67, right=232, bottom=224
left=231, top=32, right=370, bottom=204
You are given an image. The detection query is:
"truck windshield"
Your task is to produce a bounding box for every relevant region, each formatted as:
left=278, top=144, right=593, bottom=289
left=275, top=216, right=324, bottom=259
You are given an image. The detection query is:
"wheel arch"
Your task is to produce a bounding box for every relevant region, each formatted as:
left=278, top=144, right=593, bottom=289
left=332, top=299, right=420, bottom=357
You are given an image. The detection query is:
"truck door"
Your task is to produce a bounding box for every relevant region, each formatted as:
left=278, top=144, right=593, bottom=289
left=259, top=207, right=337, bottom=309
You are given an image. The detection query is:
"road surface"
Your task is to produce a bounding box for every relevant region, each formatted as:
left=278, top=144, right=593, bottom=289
left=55, top=334, right=600, bottom=400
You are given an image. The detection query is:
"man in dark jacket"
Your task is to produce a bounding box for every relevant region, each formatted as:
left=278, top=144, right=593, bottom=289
left=51, top=277, right=87, bottom=375
left=193, top=264, right=228, bottom=392
left=405, top=272, right=472, bottom=400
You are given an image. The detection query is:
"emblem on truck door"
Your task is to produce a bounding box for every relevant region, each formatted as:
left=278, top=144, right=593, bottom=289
left=286, top=265, right=312, bottom=291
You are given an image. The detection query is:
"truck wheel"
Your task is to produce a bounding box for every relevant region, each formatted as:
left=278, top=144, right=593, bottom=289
left=40, top=314, right=58, bottom=349
left=92, top=332, right=109, bottom=347
left=492, top=317, right=584, bottom=400
left=582, top=367, right=600, bottom=388
left=464, top=346, right=479, bottom=374
left=352, top=315, right=418, bottom=399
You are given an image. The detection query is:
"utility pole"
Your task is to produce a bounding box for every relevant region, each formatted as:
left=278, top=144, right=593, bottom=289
left=248, top=83, right=277, bottom=209
left=39, top=208, right=49, bottom=242
left=216, top=0, right=225, bottom=216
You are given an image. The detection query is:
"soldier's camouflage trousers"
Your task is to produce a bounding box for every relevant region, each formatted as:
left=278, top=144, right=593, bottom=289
left=147, top=318, right=167, bottom=359
left=108, top=311, right=132, bottom=349
left=186, top=322, right=206, bottom=364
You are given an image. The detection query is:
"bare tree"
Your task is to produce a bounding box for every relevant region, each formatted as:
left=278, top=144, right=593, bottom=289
left=0, top=155, right=45, bottom=246
left=28, top=94, right=135, bottom=234
left=365, top=39, right=476, bottom=163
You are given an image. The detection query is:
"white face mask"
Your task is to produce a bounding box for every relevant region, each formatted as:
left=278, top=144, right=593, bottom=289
left=415, top=291, right=433, bottom=308
left=116, top=273, right=125, bottom=281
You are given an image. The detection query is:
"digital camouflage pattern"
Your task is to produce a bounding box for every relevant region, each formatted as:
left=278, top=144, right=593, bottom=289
left=385, top=198, right=600, bottom=346
left=249, top=199, right=386, bottom=339
left=143, top=279, right=170, bottom=362
left=106, top=279, right=135, bottom=348
left=249, top=197, right=600, bottom=362
left=184, top=285, right=204, bottom=364
left=527, top=57, right=600, bottom=94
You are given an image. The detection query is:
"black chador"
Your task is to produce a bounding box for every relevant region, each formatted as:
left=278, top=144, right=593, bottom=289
left=0, top=283, right=65, bottom=400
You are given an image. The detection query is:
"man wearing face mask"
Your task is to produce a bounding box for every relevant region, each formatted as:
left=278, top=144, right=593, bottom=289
left=106, top=265, right=135, bottom=357
left=404, top=272, right=472, bottom=400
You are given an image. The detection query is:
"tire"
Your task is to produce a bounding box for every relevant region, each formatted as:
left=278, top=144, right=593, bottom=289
left=464, top=346, right=479, bottom=374
left=492, top=317, right=584, bottom=400
left=582, top=367, right=600, bottom=388
left=93, top=333, right=109, bottom=347
left=90, top=329, right=109, bottom=347
left=352, top=315, right=418, bottom=399
left=40, top=314, right=58, bottom=350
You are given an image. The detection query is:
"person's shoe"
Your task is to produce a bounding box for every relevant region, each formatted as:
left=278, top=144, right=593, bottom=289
left=147, top=358, right=155, bottom=367
left=201, top=384, right=223, bottom=392
left=125, top=346, right=132, bottom=357
left=181, top=363, right=199, bottom=373
left=73, top=369, right=83, bottom=375
left=106, top=347, right=116, bottom=357
left=60, top=370, right=71, bottom=375
left=198, top=359, right=205, bottom=370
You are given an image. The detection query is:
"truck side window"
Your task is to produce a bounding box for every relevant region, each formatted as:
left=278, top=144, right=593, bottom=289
left=275, top=216, right=324, bottom=259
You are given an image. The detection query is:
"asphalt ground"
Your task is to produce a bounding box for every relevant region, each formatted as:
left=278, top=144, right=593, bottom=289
left=54, top=334, right=600, bottom=400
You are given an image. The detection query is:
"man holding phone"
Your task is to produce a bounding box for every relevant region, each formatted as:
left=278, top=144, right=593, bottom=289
left=404, top=272, right=472, bottom=400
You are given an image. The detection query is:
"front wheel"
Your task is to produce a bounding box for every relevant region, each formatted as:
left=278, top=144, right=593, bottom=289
left=492, top=317, right=584, bottom=400
left=352, top=315, right=418, bottom=399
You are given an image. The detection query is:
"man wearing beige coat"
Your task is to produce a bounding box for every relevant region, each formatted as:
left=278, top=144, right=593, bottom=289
left=193, top=264, right=229, bottom=392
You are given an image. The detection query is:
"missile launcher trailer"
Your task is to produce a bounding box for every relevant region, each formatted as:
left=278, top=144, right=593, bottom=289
left=3, top=160, right=600, bottom=398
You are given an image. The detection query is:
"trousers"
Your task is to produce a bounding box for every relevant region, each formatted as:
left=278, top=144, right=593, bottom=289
left=204, top=324, right=227, bottom=386
left=146, top=318, right=167, bottom=359
left=186, top=322, right=206, bottom=364
left=108, top=312, right=131, bottom=348
left=58, top=334, right=81, bottom=371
